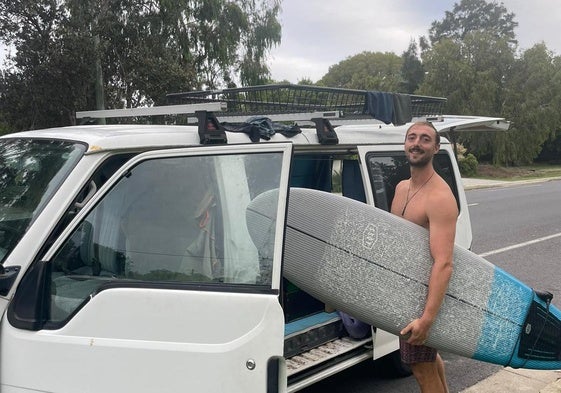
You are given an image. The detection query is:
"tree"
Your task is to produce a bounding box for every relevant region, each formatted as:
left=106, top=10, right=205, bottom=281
left=429, top=0, right=518, bottom=49
left=419, top=0, right=520, bottom=164
left=0, top=0, right=282, bottom=131
left=537, top=54, right=561, bottom=166
left=0, top=0, right=96, bottom=130
left=318, top=51, right=403, bottom=92
left=421, top=0, right=517, bottom=113
left=297, top=78, right=316, bottom=86
left=417, top=38, right=475, bottom=115
left=537, top=130, right=561, bottom=163
left=399, top=40, right=424, bottom=94
left=420, top=32, right=519, bottom=163
left=498, top=44, right=561, bottom=165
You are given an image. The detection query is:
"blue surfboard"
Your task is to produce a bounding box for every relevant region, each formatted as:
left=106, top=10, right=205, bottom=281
left=246, top=188, right=561, bottom=369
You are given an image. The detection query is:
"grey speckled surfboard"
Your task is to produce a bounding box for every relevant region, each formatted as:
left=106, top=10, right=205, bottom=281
left=246, top=188, right=561, bottom=369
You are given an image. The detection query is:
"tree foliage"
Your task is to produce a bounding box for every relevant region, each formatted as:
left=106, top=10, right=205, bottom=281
left=0, top=0, right=96, bottom=130
left=315, top=42, right=425, bottom=95
left=429, top=0, right=518, bottom=49
left=0, top=0, right=281, bottom=131
left=418, top=0, right=534, bottom=165
left=399, top=40, right=424, bottom=94
left=318, top=51, right=403, bottom=91
left=415, top=0, right=561, bottom=165
left=420, top=0, right=517, bottom=114
left=420, top=31, right=515, bottom=115
left=499, top=44, right=561, bottom=165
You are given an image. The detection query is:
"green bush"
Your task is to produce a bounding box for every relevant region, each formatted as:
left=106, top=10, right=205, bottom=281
left=458, top=153, right=478, bottom=177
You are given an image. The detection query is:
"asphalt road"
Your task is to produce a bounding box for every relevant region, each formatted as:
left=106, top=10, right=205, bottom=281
left=299, top=179, right=561, bottom=393
left=468, top=179, right=561, bottom=302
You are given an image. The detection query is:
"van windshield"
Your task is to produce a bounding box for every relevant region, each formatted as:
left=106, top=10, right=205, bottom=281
left=0, top=138, right=86, bottom=263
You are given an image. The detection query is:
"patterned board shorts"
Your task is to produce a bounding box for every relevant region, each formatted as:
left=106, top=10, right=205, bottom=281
left=400, top=338, right=438, bottom=364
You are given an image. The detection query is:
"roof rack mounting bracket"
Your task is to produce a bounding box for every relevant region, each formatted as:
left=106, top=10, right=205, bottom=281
left=312, top=118, right=339, bottom=145
left=196, top=111, right=227, bottom=145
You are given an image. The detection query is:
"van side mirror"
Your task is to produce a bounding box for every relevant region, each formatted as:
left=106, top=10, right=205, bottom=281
left=0, top=265, right=20, bottom=296
left=7, top=261, right=51, bottom=331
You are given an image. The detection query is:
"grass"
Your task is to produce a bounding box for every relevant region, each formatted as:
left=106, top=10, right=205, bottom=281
left=473, top=164, right=561, bottom=181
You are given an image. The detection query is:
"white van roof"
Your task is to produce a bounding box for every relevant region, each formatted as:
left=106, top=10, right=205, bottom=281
left=1, top=114, right=508, bottom=154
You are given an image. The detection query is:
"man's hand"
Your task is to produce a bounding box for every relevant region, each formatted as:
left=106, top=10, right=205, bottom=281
left=400, top=318, right=432, bottom=346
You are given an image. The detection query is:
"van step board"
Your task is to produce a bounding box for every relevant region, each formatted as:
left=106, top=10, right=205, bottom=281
left=286, top=337, right=371, bottom=376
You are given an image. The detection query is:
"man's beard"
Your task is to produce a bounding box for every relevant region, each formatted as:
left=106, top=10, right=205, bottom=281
left=406, top=149, right=433, bottom=168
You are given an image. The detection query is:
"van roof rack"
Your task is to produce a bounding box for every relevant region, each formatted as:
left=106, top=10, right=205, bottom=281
left=166, top=84, right=446, bottom=125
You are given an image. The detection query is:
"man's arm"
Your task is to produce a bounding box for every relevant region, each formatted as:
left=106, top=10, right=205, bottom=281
left=401, top=187, right=457, bottom=345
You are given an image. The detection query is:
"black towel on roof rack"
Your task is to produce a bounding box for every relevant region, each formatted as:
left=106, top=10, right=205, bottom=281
left=222, top=117, right=302, bottom=142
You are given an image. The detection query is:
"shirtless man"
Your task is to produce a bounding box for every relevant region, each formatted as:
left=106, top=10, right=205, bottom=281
left=390, top=121, right=458, bottom=393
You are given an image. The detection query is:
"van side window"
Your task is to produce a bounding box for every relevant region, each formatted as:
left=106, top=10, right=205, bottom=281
left=47, top=152, right=283, bottom=325
left=365, top=151, right=460, bottom=212
left=290, top=154, right=333, bottom=192
left=49, top=154, right=136, bottom=248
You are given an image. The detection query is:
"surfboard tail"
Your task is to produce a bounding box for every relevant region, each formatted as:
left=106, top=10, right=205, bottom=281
left=509, top=291, right=561, bottom=370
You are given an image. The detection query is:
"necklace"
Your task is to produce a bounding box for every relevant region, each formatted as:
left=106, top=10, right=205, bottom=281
left=401, top=171, right=435, bottom=216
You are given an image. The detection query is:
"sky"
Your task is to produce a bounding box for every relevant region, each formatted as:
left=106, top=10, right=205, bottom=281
left=268, top=0, right=561, bottom=83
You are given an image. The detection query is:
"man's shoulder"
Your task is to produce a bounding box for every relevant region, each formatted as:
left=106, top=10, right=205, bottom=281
left=434, top=175, right=455, bottom=195
left=429, top=180, right=458, bottom=216
left=395, top=178, right=409, bottom=190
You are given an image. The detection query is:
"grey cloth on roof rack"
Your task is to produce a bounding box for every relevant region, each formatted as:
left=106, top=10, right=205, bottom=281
left=222, top=117, right=302, bottom=142
left=365, top=91, right=394, bottom=124
left=365, top=91, right=413, bottom=125
left=392, top=93, right=413, bottom=125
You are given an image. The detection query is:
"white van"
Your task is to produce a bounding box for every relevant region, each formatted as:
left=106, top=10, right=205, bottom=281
left=0, top=85, right=508, bottom=392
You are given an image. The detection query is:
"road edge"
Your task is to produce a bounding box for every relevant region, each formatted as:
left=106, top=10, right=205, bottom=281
left=460, top=368, right=561, bottom=392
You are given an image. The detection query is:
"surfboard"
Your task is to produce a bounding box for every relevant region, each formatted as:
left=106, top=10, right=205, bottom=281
left=246, top=188, right=561, bottom=370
